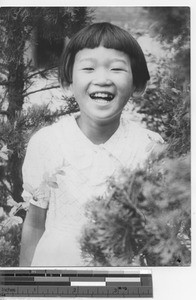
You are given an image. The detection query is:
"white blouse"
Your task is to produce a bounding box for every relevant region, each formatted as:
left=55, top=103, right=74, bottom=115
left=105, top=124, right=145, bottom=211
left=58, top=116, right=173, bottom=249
left=22, top=113, right=164, bottom=266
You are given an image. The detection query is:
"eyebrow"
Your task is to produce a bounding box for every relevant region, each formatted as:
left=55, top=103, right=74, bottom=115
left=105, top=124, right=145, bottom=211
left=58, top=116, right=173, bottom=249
left=78, top=58, right=128, bottom=64
left=78, top=58, right=96, bottom=63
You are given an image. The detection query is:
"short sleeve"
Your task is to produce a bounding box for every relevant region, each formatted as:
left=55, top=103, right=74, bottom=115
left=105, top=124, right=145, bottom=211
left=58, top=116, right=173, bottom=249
left=22, top=129, right=51, bottom=209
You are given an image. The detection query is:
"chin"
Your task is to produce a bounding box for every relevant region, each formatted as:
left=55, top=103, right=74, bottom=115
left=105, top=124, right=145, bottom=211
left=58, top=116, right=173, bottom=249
left=91, top=111, right=122, bottom=123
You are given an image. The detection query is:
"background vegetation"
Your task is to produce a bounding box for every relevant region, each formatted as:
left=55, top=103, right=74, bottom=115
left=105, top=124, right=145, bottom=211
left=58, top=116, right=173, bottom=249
left=0, top=7, right=190, bottom=267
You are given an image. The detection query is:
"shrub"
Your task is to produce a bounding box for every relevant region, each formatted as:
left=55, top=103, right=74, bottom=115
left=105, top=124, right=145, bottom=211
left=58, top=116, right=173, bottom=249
left=0, top=207, right=23, bottom=267
left=80, top=149, right=191, bottom=266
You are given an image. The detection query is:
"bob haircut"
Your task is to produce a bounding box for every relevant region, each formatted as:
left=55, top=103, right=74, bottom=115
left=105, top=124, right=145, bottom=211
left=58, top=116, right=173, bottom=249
left=59, top=22, right=150, bottom=93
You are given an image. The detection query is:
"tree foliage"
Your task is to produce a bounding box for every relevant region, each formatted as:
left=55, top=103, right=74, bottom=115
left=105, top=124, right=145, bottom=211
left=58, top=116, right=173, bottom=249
left=81, top=150, right=191, bottom=266
left=146, top=7, right=190, bottom=42
left=134, top=7, right=190, bottom=158
left=146, top=7, right=190, bottom=88
left=0, top=7, right=92, bottom=266
left=0, top=7, right=93, bottom=118
left=0, top=6, right=93, bottom=203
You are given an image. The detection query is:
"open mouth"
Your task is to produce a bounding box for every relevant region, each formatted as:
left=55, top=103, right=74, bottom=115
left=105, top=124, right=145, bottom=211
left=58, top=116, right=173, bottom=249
left=89, top=92, right=115, bottom=103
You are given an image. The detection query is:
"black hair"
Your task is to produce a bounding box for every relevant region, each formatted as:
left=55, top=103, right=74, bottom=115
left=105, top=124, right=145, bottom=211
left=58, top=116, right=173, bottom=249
left=59, top=22, right=150, bottom=93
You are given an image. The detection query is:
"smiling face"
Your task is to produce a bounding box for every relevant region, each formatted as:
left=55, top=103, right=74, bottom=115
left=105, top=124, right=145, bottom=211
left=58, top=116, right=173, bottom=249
left=69, top=46, right=134, bottom=125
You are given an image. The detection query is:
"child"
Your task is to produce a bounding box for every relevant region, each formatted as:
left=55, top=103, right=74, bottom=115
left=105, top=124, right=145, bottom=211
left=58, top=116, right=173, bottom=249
left=19, top=22, right=164, bottom=266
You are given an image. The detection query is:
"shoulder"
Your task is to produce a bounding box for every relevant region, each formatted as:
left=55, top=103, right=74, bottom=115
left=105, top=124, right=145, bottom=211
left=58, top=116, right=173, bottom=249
left=29, top=114, right=72, bottom=147
left=123, top=117, right=163, bottom=140
left=122, top=118, right=164, bottom=152
left=24, top=115, right=74, bottom=172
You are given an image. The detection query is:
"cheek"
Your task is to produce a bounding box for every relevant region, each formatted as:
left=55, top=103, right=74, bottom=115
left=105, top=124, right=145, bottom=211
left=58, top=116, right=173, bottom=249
left=118, top=76, right=134, bottom=96
left=70, top=80, right=82, bottom=96
left=72, top=73, right=88, bottom=90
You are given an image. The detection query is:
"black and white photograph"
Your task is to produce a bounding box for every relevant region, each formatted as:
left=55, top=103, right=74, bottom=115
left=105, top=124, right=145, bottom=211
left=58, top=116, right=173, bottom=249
left=0, top=5, right=191, bottom=271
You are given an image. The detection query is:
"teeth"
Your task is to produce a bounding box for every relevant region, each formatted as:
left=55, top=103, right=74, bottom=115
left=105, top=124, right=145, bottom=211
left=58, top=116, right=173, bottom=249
left=95, top=93, right=109, bottom=98
left=94, top=99, right=109, bottom=103
left=90, top=92, right=114, bottom=101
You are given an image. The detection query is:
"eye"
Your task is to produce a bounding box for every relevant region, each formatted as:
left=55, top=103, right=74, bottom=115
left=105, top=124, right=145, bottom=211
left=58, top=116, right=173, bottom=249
left=82, top=67, right=94, bottom=71
left=111, top=68, right=126, bottom=72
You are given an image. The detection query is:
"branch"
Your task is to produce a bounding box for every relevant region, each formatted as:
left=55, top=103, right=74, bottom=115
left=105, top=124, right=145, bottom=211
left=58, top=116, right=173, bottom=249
left=22, top=80, right=35, bottom=95
left=23, top=85, right=60, bottom=98
left=26, top=66, right=58, bottom=81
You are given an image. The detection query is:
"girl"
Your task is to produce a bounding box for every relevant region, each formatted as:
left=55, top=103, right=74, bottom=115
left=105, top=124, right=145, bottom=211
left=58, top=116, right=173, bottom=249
left=19, top=22, right=164, bottom=267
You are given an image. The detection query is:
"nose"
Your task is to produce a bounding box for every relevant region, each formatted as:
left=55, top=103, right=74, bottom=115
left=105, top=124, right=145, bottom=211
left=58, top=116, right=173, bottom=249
left=92, top=68, right=112, bottom=86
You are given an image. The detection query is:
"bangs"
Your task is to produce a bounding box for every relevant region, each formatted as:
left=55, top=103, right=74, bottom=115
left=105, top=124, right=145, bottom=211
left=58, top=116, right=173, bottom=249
left=71, top=22, right=135, bottom=56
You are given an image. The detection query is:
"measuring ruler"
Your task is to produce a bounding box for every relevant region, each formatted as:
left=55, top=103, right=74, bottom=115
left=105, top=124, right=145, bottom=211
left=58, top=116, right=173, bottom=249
left=0, top=269, right=153, bottom=297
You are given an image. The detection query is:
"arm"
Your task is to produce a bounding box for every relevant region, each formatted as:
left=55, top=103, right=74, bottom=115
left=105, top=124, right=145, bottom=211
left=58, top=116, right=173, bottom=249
left=19, top=203, right=47, bottom=267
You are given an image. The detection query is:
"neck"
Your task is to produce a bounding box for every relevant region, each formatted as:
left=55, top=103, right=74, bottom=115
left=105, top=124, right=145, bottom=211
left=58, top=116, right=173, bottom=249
left=76, top=114, right=120, bottom=145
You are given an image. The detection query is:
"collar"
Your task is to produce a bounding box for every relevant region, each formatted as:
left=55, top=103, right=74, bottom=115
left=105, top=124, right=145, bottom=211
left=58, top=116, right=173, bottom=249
left=55, top=113, right=127, bottom=170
